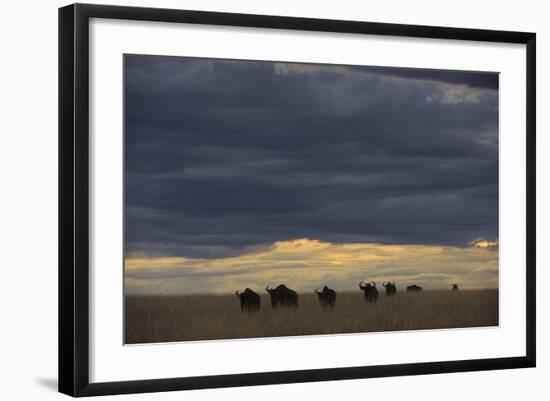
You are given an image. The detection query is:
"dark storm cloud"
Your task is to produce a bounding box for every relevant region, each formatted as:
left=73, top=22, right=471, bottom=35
left=124, top=55, right=498, bottom=258
left=354, top=66, right=499, bottom=89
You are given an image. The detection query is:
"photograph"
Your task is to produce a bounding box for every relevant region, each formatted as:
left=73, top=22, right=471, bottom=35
left=123, top=54, right=500, bottom=344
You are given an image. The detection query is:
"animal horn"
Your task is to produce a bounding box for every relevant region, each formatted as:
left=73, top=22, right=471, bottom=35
left=235, top=290, right=240, bottom=296
left=371, top=281, right=376, bottom=287
left=383, top=282, right=388, bottom=287
left=315, top=288, right=320, bottom=294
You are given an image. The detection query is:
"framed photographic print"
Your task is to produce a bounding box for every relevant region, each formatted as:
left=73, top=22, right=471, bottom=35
left=58, top=3, right=536, bottom=397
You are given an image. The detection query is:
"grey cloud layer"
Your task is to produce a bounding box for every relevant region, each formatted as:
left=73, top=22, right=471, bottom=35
left=125, top=55, right=498, bottom=258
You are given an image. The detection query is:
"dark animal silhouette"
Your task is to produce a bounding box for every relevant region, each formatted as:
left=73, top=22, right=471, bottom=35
left=406, top=284, right=423, bottom=292
left=315, top=286, right=337, bottom=307
left=382, top=281, right=397, bottom=297
left=266, top=284, right=299, bottom=308
left=235, top=288, right=260, bottom=312
left=452, top=284, right=459, bottom=291
left=359, top=280, right=379, bottom=303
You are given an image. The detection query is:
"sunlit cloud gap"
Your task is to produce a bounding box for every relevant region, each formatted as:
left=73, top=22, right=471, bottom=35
left=125, top=238, right=498, bottom=295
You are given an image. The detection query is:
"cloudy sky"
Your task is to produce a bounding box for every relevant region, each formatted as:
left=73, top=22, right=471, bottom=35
left=124, top=54, right=499, bottom=294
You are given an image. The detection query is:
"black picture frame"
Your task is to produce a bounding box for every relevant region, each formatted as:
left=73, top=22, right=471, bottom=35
left=59, top=3, right=536, bottom=397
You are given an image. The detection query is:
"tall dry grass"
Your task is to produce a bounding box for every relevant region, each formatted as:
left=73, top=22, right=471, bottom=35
left=125, top=289, right=498, bottom=344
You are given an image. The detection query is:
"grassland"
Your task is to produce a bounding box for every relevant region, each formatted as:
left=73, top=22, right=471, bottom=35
left=125, top=289, right=498, bottom=344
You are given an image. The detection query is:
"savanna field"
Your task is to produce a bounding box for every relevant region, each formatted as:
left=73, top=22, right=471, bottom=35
left=125, top=289, right=498, bottom=344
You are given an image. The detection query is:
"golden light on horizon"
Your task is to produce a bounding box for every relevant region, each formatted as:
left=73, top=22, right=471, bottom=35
left=124, top=238, right=499, bottom=294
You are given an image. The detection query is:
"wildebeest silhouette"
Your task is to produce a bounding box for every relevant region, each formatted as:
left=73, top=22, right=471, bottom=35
left=359, top=280, right=379, bottom=303
left=314, top=286, right=337, bottom=308
left=452, top=284, right=459, bottom=291
left=383, top=281, right=397, bottom=297
left=406, top=284, right=423, bottom=292
left=235, top=288, right=260, bottom=312
left=266, top=284, right=298, bottom=308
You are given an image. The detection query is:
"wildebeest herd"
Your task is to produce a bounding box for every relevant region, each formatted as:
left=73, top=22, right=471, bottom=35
left=236, top=281, right=460, bottom=312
